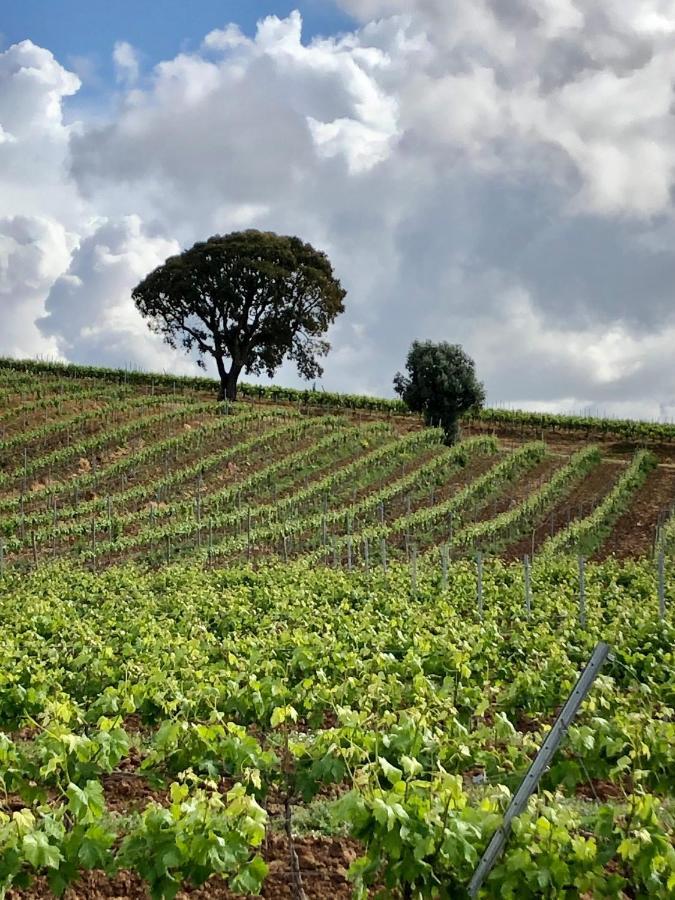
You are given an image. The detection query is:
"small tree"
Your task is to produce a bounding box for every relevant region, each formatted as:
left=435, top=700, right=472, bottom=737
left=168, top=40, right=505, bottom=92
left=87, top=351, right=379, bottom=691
left=132, top=230, right=346, bottom=400
left=394, top=341, right=485, bottom=444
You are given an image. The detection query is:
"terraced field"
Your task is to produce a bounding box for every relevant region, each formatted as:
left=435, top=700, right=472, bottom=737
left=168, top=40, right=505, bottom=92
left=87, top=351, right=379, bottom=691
left=0, top=360, right=673, bottom=899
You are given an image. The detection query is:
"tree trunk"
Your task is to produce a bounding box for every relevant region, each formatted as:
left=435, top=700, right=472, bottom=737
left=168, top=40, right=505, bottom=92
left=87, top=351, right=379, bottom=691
left=225, top=371, right=238, bottom=401
left=215, top=355, right=228, bottom=401
left=214, top=355, right=242, bottom=402
left=224, top=364, right=243, bottom=401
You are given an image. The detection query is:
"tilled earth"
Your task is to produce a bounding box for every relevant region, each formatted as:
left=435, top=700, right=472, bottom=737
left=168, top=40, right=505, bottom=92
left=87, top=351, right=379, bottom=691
left=597, top=464, right=675, bottom=559
left=8, top=834, right=365, bottom=899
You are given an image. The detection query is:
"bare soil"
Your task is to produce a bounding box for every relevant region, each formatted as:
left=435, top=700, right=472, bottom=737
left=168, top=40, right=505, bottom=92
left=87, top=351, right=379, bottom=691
left=8, top=834, right=368, bottom=899
left=503, top=459, right=623, bottom=560
left=595, top=464, right=675, bottom=559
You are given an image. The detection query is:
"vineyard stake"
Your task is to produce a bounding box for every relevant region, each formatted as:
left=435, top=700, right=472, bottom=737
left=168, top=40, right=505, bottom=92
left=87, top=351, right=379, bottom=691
left=380, top=537, right=387, bottom=576
left=364, top=536, right=370, bottom=577
left=468, top=642, right=610, bottom=896
left=347, top=535, right=353, bottom=572
left=411, top=546, right=417, bottom=596
left=441, top=544, right=448, bottom=589
left=476, top=552, right=484, bottom=619
left=578, top=556, right=586, bottom=628
left=91, top=519, right=97, bottom=572
left=658, top=550, right=665, bottom=621
left=524, top=555, right=532, bottom=618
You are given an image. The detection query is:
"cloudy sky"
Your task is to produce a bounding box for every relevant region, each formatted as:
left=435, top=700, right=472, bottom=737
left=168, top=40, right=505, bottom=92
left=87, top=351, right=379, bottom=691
left=2, top=0, right=675, bottom=418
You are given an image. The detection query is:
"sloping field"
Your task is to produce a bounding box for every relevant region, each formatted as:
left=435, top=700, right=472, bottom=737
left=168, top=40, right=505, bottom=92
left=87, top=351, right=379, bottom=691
left=2, top=360, right=675, bottom=571
left=0, top=361, right=673, bottom=899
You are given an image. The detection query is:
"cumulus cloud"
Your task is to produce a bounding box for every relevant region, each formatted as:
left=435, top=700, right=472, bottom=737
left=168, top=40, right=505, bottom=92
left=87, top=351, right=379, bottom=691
left=2, top=5, right=675, bottom=416
left=0, top=40, right=188, bottom=369
left=38, top=216, right=187, bottom=370
left=0, top=40, right=83, bottom=225
left=0, top=42, right=83, bottom=359
left=339, top=0, right=675, bottom=216
left=0, top=215, right=74, bottom=358
left=113, top=41, right=140, bottom=86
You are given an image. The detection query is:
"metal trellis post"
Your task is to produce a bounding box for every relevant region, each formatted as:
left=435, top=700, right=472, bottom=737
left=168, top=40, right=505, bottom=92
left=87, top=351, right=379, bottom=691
left=468, top=641, right=611, bottom=896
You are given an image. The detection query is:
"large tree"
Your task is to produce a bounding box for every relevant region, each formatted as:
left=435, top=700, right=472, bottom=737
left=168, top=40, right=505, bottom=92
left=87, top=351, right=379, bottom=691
left=394, top=341, right=485, bottom=444
left=132, top=230, right=346, bottom=400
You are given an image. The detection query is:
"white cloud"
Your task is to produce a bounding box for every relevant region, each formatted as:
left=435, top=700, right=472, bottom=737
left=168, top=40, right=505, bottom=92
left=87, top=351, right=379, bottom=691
left=337, top=0, right=675, bottom=216
left=0, top=40, right=85, bottom=228
left=0, top=42, right=84, bottom=359
left=0, top=215, right=74, bottom=358
left=113, top=41, right=140, bottom=86
left=38, top=215, right=186, bottom=370
left=203, top=24, right=250, bottom=52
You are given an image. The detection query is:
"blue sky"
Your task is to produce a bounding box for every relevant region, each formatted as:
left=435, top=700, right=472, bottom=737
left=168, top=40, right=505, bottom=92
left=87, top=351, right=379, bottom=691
left=2, top=0, right=354, bottom=101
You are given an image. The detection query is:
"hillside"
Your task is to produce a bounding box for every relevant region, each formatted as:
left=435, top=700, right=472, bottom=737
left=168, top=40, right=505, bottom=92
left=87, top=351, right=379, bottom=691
left=1, top=359, right=674, bottom=571
left=0, top=360, right=673, bottom=899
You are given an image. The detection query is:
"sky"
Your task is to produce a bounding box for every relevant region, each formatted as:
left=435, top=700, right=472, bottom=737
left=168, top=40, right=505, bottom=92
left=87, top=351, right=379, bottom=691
left=2, top=0, right=675, bottom=418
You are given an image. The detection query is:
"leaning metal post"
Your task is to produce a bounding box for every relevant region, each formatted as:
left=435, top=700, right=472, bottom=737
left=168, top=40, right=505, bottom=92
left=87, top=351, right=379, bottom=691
left=468, top=641, right=611, bottom=897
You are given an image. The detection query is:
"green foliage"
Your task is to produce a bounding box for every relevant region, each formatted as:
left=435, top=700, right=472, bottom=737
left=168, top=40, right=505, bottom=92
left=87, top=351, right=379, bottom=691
left=132, top=230, right=346, bottom=399
left=0, top=780, right=116, bottom=897
left=142, top=720, right=277, bottom=788
left=466, top=406, right=675, bottom=443
left=0, top=361, right=674, bottom=897
left=394, top=341, right=485, bottom=444
left=118, top=782, right=268, bottom=899
left=0, top=559, right=673, bottom=895
left=0, top=356, right=413, bottom=414
left=449, top=445, right=602, bottom=554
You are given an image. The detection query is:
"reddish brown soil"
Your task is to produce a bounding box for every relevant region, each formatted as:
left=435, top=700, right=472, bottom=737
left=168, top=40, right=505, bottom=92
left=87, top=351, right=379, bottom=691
left=8, top=834, right=367, bottom=899
left=596, top=464, right=675, bottom=559
left=386, top=450, right=502, bottom=525
left=503, top=459, right=623, bottom=561
left=465, top=455, right=568, bottom=526
left=515, top=708, right=559, bottom=734
left=575, top=778, right=629, bottom=802
left=100, top=747, right=167, bottom=814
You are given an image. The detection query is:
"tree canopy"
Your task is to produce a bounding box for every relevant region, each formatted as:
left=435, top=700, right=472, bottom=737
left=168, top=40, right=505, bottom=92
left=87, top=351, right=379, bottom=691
left=132, top=230, right=346, bottom=400
left=394, top=341, right=485, bottom=444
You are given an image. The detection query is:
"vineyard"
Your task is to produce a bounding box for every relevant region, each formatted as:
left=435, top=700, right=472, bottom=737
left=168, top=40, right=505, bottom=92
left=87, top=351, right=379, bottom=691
left=0, top=361, right=673, bottom=898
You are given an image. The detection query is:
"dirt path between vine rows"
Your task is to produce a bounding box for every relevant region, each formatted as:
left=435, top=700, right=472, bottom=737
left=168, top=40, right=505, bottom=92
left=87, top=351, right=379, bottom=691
left=502, top=459, right=622, bottom=561
left=595, top=464, right=675, bottom=560
left=9, top=834, right=367, bottom=899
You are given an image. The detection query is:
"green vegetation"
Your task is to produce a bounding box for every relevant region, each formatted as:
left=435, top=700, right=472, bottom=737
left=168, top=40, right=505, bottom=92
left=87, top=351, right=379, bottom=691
left=132, top=230, right=346, bottom=401
left=0, top=360, right=672, bottom=898
left=0, top=560, right=672, bottom=897
left=394, top=340, right=485, bottom=443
